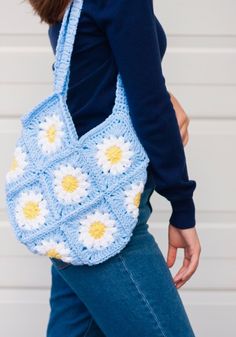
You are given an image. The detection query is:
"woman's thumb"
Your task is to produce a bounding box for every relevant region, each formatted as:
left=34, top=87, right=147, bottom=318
left=166, top=244, right=177, bottom=268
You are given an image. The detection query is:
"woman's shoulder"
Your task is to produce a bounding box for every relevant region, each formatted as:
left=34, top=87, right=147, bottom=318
left=48, top=22, right=62, bottom=54
left=87, top=0, right=154, bottom=14
left=86, top=0, right=155, bottom=28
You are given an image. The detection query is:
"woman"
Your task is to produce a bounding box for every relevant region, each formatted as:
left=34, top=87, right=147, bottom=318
left=28, top=0, right=201, bottom=336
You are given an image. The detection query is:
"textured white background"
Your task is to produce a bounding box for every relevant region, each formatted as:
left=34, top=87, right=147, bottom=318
left=0, top=0, right=236, bottom=336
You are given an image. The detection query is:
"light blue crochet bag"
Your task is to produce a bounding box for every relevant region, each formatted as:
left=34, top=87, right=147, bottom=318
left=4, top=0, right=150, bottom=265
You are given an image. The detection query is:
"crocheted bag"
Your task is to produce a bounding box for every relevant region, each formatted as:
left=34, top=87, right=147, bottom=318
left=4, top=0, right=150, bottom=265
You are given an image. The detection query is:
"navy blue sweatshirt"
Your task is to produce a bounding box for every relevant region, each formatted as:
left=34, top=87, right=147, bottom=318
left=48, top=0, right=196, bottom=229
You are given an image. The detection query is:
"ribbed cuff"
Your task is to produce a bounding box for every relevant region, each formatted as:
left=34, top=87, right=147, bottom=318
left=169, top=198, right=196, bottom=229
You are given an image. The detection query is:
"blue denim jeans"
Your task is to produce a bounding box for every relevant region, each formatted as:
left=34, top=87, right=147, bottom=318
left=47, top=169, right=196, bottom=337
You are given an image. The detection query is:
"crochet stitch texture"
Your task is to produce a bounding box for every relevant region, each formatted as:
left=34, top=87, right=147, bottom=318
left=4, top=0, right=150, bottom=265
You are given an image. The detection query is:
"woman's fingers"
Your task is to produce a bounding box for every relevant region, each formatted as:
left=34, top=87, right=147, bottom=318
left=169, top=91, right=190, bottom=146
left=178, top=112, right=190, bottom=129
left=181, top=252, right=199, bottom=280
left=174, top=250, right=200, bottom=288
left=173, top=255, right=190, bottom=283
left=182, top=130, right=189, bottom=147
left=180, top=120, right=190, bottom=146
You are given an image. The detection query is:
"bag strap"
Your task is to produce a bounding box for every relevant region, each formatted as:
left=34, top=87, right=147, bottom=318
left=53, top=0, right=128, bottom=114
left=52, top=3, right=72, bottom=83
left=53, top=0, right=82, bottom=94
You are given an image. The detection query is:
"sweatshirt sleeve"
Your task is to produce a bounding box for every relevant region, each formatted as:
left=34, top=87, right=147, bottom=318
left=95, top=0, right=196, bottom=229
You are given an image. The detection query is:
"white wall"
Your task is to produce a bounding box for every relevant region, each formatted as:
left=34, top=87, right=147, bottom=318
left=0, top=0, right=236, bottom=336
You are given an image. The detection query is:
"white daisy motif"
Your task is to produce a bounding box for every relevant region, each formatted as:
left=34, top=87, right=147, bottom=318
left=38, top=114, right=64, bottom=154
left=78, top=210, right=117, bottom=250
left=6, top=147, right=27, bottom=183
left=124, top=182, right=145, bottom=218
left=15, top=191, right=49, bottom=230
left=53, top=164, right=90, bottom=204
left=35, top=239, right=72, bottom=262
left=95, top=135, right=134, bottom=175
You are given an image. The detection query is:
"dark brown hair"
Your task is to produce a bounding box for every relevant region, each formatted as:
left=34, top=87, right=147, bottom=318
left=27, top=0, right=71, bottom=25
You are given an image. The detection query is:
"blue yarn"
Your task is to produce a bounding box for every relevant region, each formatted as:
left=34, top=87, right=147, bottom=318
left=4, top=0, right=149, bottom=265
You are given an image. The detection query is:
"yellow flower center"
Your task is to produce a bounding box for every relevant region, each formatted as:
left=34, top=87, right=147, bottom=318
left=46, top=249, right=62, bottom=259
left=23, top=202, right=40, bottom=220
left=10, top=158, right=18, bottom=171
left=89, top=221, right=106, bottom=239
left=134, top=192, right=141, bottom=208
left=46, top=125, right=57, bottom=143
left=61, top=175, right=79, bottom=193
left=105, top=145, right=122, bottom=164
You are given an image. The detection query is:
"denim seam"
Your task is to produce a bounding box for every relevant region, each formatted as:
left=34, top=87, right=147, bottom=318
left=118, top=253, right=168, bottom=337
left=83, top=317, right=94, bottom=337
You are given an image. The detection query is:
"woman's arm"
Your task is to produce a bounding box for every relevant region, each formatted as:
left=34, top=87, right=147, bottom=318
left=95, top=0, right=196, bottom=229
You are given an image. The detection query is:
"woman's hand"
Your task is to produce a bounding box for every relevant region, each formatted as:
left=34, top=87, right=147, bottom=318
left=166, top=224, right=201, bottom=289
left=169, top=92, right=190, bottom=146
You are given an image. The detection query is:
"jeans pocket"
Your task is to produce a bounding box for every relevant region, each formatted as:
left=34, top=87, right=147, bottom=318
left=50, top=257, right=72, bottom=270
